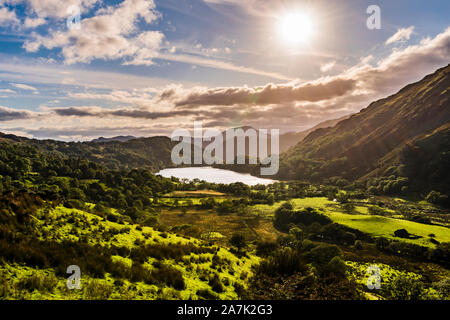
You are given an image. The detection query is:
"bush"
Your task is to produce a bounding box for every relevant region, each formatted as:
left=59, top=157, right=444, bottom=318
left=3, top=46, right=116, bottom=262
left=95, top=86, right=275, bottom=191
left=229, top=233, right=247, bottom=250
left=289, top=227, right=304, bottom=241
left=433, top=277, right=450, bottom=299
left=16, top=273, right=58, bottom=293
left=306, top=243, right=342, bottom=267
left=324, top=256, right=347, bottom=278
left=385, top=277, right=425, bottom=300
left=83, top=279, right=113, bottom=300
left=209, top=274, right=224, bottom=293
left=426, top=191, right=448, bottom=206
left=257, top=248, right=306, bottom=276
left=256, top=241, right=279, bottom=257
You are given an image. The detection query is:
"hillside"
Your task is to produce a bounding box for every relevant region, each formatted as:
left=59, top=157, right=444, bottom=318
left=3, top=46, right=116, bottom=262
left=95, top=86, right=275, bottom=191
left=0, top=133, right=176, bottom=172
left=279, top=64, right=450, bottom=196
left=91, top=136, right=137, bottom=143
left=279, top=115, right=351, bottom=153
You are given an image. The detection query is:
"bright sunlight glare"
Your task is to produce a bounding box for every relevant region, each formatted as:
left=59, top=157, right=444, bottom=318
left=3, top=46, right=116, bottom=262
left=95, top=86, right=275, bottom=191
left=279, top=12, right=315, bottom=45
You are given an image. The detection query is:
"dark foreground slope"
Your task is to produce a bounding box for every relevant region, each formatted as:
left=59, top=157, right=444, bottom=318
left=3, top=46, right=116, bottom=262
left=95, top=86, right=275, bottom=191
left=279, top=64, right=450, bottom=196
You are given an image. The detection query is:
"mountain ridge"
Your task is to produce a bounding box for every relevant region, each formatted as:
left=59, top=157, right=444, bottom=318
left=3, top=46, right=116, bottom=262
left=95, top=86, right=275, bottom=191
left=278, top=63, right=450, bottom=195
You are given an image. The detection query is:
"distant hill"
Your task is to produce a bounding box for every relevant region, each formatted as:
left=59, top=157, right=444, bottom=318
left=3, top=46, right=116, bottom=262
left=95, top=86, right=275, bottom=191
left=0, top=133, right=176, bottom=172
left=279, top=64, right=450, bottom=195
left=91, top=136, right=137, bottom=143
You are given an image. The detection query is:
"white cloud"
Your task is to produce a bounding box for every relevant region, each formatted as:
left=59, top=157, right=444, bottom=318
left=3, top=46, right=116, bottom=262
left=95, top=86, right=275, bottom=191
left=24, top=0, right=164, bottom=65
left=0, top=89, right=16, bottom=94
left=24, top=16, right=46, bottom=28
left=0, top=6, right=19, bottom=26
left=320, top=61, right=336, bottom=73
left=0, top=59, right=185, bottom=90
left=21, top=0, right=99, bottom=20
left=10, top=83, right=38, bottom=92
left=386, top=26, right=415, bottom=45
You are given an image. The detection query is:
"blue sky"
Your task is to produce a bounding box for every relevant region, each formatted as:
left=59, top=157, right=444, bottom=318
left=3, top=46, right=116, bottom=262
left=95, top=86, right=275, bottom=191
left=0, top=0, right=449, bottom=140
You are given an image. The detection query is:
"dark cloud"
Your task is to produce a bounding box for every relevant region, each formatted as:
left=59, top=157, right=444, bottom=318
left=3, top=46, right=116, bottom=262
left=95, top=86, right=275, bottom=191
left=52, top=107, right=196, bottom=120
left=166, top=77, right=357, bottom=108
left=0, top=106, right=34, bottom=121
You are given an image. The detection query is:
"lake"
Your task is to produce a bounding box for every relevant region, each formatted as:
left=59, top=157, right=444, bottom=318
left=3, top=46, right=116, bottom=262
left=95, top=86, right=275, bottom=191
left=156, top=167, right=277, bottom=186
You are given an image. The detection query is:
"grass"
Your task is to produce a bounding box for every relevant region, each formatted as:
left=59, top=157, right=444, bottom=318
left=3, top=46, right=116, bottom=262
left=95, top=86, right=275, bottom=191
left=326, top=211, right=450, bottom=247
left=249, top=196, right=449, bottom=248
left=159, top=208, right=282, bottom=245
left=345, top=261, right=427, bottom=299
left=165, top=190, right=226, bottom=197
left=1, top=204, right=259, bottom=300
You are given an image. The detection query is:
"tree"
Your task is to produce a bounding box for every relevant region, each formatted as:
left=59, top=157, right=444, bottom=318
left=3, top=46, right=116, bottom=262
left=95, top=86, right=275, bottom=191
left=426, top=191, right=448, bottom=206
left=325, top=256, right=347, bottom=278
left=306, top=243, right=342, bottom=267
left=289, top=227, right=304, bottom=241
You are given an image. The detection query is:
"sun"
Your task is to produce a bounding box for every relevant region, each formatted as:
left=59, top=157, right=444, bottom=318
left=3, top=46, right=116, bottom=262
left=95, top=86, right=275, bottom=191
left=279, top=12, right=315, bottom=45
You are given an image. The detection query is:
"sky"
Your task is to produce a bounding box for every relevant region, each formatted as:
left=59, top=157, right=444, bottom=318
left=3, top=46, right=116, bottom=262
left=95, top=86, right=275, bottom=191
left=0, top=0, right=449, bottom=141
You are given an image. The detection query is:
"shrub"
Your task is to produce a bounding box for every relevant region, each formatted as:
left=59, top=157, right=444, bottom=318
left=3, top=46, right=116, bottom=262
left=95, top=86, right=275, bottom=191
left=209, top=274, right=224, bottom=293
left=256, top=241, right=279, bottom=257
left=16, top=273, right=58, bottom=293
left=426, top=191, right=449, bottom=206
left=84, top=280, right=113, bottom=300
left=153, top=264, right=186, bottom=290
left=229, top=233, right=247, bottom=251
left=385, top=277, right=425, bottom=300
left=289, top=227, right=304, bottom=241
left=324, top=256, right=347, bottom=278
left=433, top=277, right=450, bottom=299
left=257, top=247, right=306, bottom=276
left=306, top=243, right=342, bottom=267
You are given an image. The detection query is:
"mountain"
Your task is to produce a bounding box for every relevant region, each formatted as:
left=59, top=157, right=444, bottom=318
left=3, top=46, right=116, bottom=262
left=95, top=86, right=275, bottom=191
left=279, top=115, right=351, bottom=153
left=91, top=136, right=137, bottom=143
left=0, top=132, right=176, bottom=172
left=279, top=64, right=450, bottom=195
left=198, top=119, right=352, bottom=162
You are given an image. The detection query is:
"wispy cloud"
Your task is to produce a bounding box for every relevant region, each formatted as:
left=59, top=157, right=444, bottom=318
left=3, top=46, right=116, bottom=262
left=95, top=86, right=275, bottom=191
left=386, top=26, right=415, bottom=45
left=320, top=61, right=336, bottom=73
left=10, top=83, right=39, bottom=92
left=158, top=53, right=292, bottom=81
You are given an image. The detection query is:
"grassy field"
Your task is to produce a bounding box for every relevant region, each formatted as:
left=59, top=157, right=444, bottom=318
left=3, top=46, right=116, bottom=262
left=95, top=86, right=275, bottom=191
left=248, top=196, right=450, bottom=248
left=164, top=190, right=227, bottom=197
left=159, top=208, right=282, bottom=245
left=325, top=211, right=450, bottom=247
